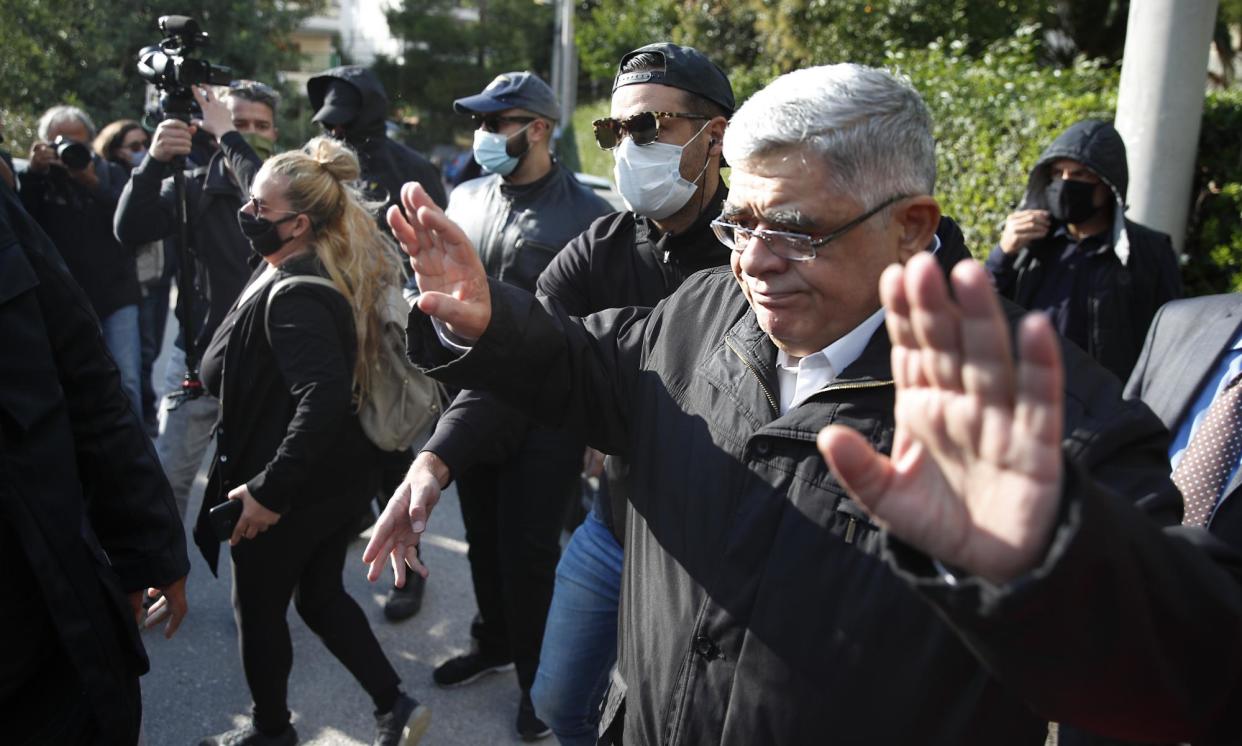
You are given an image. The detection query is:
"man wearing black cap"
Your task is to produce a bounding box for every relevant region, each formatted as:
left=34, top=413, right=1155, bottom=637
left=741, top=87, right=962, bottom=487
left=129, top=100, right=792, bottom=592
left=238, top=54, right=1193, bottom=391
left=366, top=46, right=735, bottom=745
left=308, top=65, right=447, bottom=222
left=411, top=70, right=611, bottom=740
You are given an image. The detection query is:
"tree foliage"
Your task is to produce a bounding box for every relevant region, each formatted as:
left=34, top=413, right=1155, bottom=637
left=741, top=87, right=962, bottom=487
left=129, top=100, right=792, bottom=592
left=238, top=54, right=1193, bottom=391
left=379, top=0, right=555, bottom=149
left=0, top=0, right=313, bottom=152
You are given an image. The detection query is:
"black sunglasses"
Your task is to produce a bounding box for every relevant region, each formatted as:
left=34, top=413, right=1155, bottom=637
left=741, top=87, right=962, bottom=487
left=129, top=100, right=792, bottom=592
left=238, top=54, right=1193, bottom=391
left=472, top=114, right=536, bottom=134
left=592, top=111, right=710, bottom=150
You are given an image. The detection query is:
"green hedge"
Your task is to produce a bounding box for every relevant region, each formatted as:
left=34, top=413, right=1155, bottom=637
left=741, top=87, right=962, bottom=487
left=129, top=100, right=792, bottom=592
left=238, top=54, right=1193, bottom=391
left=571, top=27, right=1242, bottom=295
left=1185, top=87, right=1242, bottom=295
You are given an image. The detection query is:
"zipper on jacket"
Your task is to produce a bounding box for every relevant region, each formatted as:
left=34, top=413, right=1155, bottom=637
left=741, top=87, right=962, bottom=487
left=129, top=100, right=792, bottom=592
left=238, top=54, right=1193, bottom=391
left=844, top=518, right=857, bottom=544
left=724, top=337, right=779, bottom=416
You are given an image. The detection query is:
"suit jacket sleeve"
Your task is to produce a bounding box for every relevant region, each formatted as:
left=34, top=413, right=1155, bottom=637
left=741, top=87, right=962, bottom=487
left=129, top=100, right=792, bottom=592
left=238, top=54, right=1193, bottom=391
left=246, top=289, right=356, bottom=512
left=407, top=279, right=651, bottom=457
left=27, top=227, right=189, bottom=591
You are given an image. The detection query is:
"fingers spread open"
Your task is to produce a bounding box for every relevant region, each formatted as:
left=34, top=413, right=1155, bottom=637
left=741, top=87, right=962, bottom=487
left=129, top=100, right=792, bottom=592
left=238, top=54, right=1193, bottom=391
left=953, top=259, right=1015, bottom=407
left=1014, top=313, right=1064, bottom=452
left=904, top=253, right=962, bottom=392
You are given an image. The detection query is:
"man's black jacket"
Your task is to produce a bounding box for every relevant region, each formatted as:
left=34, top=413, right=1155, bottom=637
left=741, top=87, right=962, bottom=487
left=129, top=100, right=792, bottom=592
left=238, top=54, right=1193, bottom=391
left=115, top=132, right=261, bottom=353
left=407, top=234, right=1242, bottom=744
left=0, top=181, right=188, bottom=744
left=425, top=185, right=731, bottom=505
left=19, top=154, right=138, bottom=319
left=446, top=163, right=614, bottom=294
left=308, top=66, right=447, bottom=218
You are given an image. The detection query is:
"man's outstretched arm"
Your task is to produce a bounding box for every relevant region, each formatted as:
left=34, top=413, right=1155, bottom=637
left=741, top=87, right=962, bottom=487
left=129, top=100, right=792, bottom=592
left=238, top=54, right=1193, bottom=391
left=820, top=253, right=1242, bottom=741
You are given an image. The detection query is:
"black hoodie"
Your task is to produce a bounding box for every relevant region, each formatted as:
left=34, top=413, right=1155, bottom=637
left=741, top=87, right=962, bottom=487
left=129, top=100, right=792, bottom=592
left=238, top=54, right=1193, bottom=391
left=307, top=66, right=448, bottom=223
left=986, top=120, right=1181, bottom=381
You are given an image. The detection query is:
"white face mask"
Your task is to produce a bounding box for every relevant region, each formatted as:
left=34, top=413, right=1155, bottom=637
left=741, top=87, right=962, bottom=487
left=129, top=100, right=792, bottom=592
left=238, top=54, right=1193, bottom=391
left=612, top=121, right=711, bottom=220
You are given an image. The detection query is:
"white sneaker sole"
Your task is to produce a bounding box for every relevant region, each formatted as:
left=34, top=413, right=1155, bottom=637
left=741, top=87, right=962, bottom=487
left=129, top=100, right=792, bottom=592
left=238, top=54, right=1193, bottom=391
left=434, top=661, right=516, bottom=689
left=402, top=704, right=431, bottom=745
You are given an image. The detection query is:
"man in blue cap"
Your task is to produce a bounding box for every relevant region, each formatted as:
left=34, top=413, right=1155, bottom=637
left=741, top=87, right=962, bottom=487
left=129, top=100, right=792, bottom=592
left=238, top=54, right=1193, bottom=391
left=420, top=71, right=612, bottom=740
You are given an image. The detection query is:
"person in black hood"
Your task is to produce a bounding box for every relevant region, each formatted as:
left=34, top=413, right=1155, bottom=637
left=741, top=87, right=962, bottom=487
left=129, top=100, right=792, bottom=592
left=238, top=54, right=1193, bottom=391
left=308, top=65, right=447, bottom=223
left=985, top=119, right=1181, bottom=381
left=308, top=64, right=449, bottom=622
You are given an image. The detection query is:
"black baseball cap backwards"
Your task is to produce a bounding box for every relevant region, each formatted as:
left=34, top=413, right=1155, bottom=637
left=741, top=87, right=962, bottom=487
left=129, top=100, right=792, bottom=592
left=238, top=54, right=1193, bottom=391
left=454, top=72, right=561, bottom=121
left=613, top=42, right=735, bottom=117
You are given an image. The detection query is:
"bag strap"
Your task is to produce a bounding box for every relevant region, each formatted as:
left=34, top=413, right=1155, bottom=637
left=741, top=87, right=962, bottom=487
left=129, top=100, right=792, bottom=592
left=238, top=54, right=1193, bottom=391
left=263, top=275, right=341, bottom=346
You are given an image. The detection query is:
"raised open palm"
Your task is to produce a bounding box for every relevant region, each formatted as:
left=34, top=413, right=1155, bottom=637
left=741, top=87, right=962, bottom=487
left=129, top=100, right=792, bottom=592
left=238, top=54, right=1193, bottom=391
left=387, top=182, right=492, bottom=341
left=819, top=253, right=1065, bottom=584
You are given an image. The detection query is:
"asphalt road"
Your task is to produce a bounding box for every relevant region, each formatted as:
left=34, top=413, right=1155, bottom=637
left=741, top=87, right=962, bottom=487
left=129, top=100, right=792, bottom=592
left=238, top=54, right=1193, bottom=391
left=139, top=466, right=531, bottom=746
left=140, top=311, right=532, bottom=746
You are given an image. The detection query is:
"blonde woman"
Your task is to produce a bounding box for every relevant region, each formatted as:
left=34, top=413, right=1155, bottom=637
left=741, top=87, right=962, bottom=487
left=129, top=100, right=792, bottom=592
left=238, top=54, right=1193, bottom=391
left=193, top=137, right=428, bottom=746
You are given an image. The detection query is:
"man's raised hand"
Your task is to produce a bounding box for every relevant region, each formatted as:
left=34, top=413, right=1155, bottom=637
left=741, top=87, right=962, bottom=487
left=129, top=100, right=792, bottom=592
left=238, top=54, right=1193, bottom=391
left=818, top=253, right=1065, bottom=585
left=386, top=182, right=491, bottom=342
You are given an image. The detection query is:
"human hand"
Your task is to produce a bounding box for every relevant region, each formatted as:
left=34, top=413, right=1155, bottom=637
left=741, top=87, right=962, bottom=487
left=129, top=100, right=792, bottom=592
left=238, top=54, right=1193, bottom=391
left=227, top=483, right=281, bottom=546
left=363, top=451, right=449, bottom=586
left=583, top=447, right=606, bottom=480
left=28, top=141, right=57, bottom=173
left=817, top=253, right=1064, bottom=585
left=999, top=209, right=1051, bottom=255
left=150, top=119, right=195, bottom=163
left=192, top=85, right=235, bottom=138
left=133, top=575, right=189, bottom=639
left=386, top=182, right=491, bottom=342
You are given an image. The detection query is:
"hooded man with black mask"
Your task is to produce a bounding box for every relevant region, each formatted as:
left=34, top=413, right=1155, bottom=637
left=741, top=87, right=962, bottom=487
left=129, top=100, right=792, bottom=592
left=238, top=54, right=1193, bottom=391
left=308, top=65, right=447, bottom=227
left=985, top=119, right=1182, bottom=381
left=308, top=65, right=449, bottom=623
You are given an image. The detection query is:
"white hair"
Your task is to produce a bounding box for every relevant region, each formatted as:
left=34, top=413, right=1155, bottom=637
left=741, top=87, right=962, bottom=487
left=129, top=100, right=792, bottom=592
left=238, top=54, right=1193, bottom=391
left=37, top=105, right=96, bottom=141
left=722, top=64, right=936, bottom=209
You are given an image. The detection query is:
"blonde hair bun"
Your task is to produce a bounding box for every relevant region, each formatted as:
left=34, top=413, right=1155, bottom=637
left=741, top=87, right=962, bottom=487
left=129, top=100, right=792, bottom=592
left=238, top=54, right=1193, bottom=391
left=305, top=135, right=361, bottom=183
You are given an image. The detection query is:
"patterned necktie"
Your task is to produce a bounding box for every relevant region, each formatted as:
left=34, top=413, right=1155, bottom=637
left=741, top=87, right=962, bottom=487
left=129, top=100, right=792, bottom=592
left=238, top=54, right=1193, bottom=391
left=1172, top=373, right=1242, bottom=527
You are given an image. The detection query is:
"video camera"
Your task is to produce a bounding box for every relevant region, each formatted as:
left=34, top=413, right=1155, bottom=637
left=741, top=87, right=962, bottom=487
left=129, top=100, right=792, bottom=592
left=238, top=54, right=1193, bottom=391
left=136, top=16, right=232, bottom=122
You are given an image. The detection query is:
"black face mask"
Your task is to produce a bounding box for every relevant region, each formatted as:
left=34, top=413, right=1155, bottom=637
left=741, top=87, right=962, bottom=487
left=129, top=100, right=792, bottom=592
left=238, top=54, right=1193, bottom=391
left=237, top=209, right=299, bottom=256
left=1045, top=178, right=1102, bottom=225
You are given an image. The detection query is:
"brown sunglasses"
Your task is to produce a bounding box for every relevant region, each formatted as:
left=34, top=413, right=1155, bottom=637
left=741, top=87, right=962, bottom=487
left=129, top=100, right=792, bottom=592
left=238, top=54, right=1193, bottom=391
left=591, top=111, right=709, bottom=150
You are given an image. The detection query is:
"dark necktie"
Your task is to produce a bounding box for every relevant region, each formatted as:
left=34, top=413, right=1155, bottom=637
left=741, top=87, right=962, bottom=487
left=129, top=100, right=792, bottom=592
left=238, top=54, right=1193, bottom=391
left=1172, top=373, right=1242, bottom=526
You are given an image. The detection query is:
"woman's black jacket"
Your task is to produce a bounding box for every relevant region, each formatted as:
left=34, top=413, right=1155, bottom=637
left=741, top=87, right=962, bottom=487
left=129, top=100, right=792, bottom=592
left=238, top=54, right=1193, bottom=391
left=192, top=254, right=379, bottom=573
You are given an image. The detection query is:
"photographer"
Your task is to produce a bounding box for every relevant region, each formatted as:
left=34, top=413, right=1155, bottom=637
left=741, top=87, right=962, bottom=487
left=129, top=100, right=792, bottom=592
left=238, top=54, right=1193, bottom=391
left=115, top=82, right=273, bottom=517
left=19, top=105, right=143, bottom=420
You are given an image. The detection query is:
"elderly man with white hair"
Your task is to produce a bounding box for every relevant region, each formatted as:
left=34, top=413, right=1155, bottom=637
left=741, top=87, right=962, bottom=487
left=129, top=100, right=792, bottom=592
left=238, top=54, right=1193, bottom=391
left=20, top=104, right=143, bottom=419
left=372, top=64, right=1242, bottom=745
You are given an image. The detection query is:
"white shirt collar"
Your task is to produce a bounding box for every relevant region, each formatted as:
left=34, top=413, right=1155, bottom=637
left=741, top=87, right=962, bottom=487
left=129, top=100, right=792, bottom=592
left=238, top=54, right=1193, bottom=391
left=773, top=235, right=942, bottom=414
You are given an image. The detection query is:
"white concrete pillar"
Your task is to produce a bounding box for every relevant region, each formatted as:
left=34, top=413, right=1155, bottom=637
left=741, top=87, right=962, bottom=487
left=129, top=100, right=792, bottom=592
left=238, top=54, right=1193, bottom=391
left=1114, top=0, right=1219, bottom=252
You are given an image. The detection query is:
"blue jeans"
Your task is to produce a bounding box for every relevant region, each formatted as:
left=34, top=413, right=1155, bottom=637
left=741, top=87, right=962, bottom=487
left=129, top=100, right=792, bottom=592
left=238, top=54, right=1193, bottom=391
left=531, top=510, right=624, bottom=746
left=101, top=304, right=143, bottom=423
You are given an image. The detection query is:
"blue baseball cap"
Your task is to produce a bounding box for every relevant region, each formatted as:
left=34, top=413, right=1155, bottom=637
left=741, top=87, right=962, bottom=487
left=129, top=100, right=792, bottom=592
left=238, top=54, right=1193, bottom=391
left=453, top=72, right=561, bottom=121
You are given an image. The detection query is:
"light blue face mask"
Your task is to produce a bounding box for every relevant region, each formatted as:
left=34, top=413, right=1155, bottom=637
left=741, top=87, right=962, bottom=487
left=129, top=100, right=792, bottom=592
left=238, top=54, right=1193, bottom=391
left=472, top=121, right=533, bottom=176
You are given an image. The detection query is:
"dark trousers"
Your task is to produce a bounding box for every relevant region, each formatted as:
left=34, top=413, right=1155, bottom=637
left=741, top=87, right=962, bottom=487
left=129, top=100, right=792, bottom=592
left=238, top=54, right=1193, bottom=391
left=231, top=498, right=400, bottom=734
left=456, top=425, right=582, bottom=691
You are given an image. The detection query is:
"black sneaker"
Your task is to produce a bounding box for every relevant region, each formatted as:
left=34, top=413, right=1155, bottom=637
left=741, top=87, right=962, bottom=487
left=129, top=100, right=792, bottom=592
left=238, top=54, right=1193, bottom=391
left=374, top=692, right=431, bottom=746
left=432, top=650, right=515, bottom=688
left=198, top=723, right=298, bottom=746
left=383, top=572, right=426, bottom=621
left=516, top=690, right=551, bottom=741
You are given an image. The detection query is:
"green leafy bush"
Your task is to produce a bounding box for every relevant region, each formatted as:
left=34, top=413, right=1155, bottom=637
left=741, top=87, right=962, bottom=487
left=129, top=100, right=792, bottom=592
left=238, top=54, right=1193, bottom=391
left=1184, top=87, right=1242, bottom=295
left=890, top=27, right=1119, bottom=256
